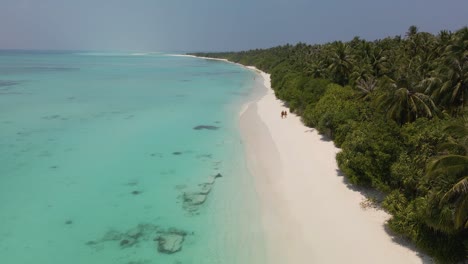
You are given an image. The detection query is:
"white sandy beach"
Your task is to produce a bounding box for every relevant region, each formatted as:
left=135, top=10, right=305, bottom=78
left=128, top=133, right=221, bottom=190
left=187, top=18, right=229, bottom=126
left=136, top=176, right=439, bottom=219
left=239, top=70, right=432, bottom=264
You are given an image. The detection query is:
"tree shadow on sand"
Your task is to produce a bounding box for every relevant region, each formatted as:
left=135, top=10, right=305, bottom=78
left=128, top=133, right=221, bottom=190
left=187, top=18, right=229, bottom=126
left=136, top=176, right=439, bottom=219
left=335, top=168, right=433, bottom=262
left=335, top=169, right=384, bottom=202
left=383, top=225, right=434, bottom=263
left=319, top=133, right=333, bottom=142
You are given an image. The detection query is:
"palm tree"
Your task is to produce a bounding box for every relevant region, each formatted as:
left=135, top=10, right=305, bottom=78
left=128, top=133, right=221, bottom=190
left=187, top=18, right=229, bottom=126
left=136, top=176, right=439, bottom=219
left=432, top=27, right=468, bottom=115
left=440, top=160, right=468, bottom=229
left=305, top=59, right=326, bottom=78
left=376, top=79, right=439, bottom=124
left=356, top=76, right=377, bottom=99
left=349, top=62, right=372, bottom=86
left=368, top=45, right=390, bottom=78
left=426, top=118, right=468, bottom=229
left=405, top=26, right=421, bottom=59
left=437, top=30, right=453, bottom=54
left=327, top=41, right=355, bottom=86
left=427, top=156, right=468, bottom=230
left=406, top=25, right=419, bottom=38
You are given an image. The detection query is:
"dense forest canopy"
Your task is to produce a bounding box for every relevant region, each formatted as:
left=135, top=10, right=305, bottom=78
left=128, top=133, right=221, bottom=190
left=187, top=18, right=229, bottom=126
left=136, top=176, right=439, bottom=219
left=190, top=26, right=468, bottom=263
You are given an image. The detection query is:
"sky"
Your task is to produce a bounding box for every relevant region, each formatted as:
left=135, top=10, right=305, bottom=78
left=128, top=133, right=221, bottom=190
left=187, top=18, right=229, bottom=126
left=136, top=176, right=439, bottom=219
left=0, top=0, right=467, bottom=52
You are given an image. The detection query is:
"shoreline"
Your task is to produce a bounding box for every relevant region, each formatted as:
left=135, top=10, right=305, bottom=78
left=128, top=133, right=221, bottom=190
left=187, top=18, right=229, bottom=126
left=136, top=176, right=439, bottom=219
left=185, top=54, right=431, bottom=263
left=239, top=70, right=432, bottom=263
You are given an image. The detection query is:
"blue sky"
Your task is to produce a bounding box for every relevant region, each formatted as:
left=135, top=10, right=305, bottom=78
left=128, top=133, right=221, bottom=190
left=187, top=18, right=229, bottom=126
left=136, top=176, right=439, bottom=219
left=0, top=0, right=467, bottom=52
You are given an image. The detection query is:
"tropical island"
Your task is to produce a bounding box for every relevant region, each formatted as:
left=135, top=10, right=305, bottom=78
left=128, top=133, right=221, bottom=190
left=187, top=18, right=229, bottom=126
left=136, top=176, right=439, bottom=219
left=190, top=26, right=468, bottom=263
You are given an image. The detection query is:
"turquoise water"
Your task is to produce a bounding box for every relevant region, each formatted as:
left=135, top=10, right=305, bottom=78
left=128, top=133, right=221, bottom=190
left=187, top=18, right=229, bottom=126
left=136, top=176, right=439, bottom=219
left=0, top=51, right=266, bottom=264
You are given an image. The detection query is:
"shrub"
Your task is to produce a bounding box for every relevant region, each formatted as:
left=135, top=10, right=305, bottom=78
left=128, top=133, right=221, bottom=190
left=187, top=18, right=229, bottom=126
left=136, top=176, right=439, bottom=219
left=336, top=119, right=402, bottom=191
left=302, top=84, right=361, bottom=137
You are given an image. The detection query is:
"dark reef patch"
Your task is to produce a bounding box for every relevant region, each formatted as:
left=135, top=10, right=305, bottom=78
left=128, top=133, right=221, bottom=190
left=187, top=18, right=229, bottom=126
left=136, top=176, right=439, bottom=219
left=86, top=224, right=157, bottom=250
left=155, top=228, right=188, bottom=254
left=0, top=80, right=21, bottom=87
left=120, top=239, right=130, bottom=246
left=65, top=220, right=73, bottom=225
left=120, top=238, right=136, bottom=248
left=196, top=154, right=212, bottom=159
left=131, top=190, right=142, bottom=195
left=86, top=223, right=190, bottom=254
left=193, top=125, right=220, bottom=131
left=172, top=152, right=183, bottom=155
left=86, top=240, right=98, bottom=246
left=179, top=173, right=223, bottom=213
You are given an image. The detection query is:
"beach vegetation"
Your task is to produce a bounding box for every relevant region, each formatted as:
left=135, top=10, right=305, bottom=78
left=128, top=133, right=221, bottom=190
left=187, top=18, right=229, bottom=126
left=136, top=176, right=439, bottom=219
left=190, top=25, right=468, bottom=262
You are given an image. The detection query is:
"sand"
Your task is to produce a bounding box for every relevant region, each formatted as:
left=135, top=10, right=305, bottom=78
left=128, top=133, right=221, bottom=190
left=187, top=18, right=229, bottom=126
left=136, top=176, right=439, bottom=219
left=181, top=53, right=431, bottom=263
left=239, top=70, right=433, bottom=264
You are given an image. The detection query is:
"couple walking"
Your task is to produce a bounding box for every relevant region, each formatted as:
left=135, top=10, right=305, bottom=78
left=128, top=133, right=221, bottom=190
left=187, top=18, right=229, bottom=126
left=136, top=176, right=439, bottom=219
left=281, top=110, right=288, bottom=119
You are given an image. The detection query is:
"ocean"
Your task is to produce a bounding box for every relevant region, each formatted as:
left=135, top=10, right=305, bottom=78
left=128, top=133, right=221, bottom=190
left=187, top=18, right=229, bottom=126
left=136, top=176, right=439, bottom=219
left=0, top=51, right=266, bottom=264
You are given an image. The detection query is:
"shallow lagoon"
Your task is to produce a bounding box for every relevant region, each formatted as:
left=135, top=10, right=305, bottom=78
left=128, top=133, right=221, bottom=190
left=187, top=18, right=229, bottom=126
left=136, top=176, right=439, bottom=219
left=0, top=52, right=266, bottom=264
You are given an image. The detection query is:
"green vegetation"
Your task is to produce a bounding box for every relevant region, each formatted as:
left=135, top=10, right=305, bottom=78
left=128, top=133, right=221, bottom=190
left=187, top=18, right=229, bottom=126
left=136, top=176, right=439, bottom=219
left=190, top=25, right=468, bottom=263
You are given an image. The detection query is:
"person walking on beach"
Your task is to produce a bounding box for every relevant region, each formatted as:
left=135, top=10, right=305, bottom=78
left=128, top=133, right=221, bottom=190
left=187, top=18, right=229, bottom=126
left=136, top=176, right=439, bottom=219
left=284, top=110, right=288, bottom=118
left=281, top=111, right=285, bottom=119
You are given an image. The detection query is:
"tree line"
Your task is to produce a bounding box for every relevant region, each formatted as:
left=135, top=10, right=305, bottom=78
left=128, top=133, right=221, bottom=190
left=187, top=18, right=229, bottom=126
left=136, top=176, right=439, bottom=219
left=190, top=26, right=467, bottom=263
